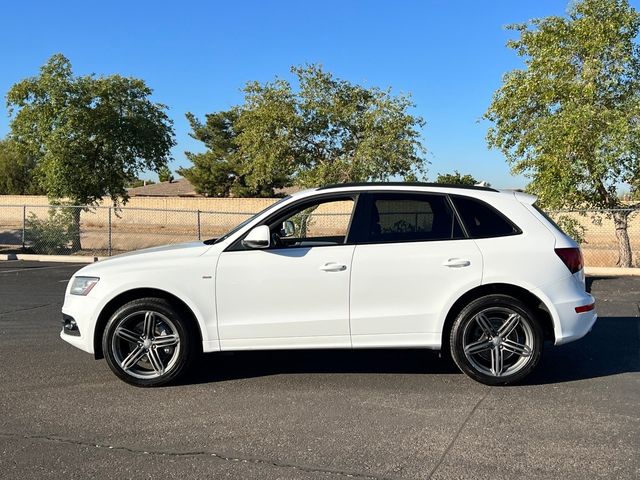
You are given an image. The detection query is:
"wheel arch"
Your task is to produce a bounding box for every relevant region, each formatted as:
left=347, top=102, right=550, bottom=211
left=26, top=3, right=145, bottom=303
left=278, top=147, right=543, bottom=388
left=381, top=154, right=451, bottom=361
left=440, top=283, right=555, bottom=353
left=93, top=288, right=204, bottom=359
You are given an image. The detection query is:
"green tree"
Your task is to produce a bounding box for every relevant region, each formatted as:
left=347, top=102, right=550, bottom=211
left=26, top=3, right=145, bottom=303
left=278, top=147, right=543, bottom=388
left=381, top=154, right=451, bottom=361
left=435, top=170, right=478, bottom=186
left=485, top=0, right=640, bottom=267
left=179, top=65, right=427, bottom=196
left=0, top=138, right=44, bottom=195
left=7, top=54, right=175, bottom=250
left=158, top=165, right=174, bottom=183
left=177, top=110, right=279, bottom=197
left=631, top=178, right=640, bottom=200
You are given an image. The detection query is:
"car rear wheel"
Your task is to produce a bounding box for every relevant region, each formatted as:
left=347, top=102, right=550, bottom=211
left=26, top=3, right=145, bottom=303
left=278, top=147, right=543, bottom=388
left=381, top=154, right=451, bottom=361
left=103, top=298, right=196, bottom=387
left=450, top=294, right=543, bottom=386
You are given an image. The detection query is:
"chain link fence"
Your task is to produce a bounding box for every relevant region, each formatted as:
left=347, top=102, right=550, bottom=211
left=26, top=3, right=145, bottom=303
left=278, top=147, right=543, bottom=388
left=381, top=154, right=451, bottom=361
left=547, top=209, right=640, bottom=268
left=0, top=204, right=255, bottom=257
left=0, top=204, right=638, bottom=267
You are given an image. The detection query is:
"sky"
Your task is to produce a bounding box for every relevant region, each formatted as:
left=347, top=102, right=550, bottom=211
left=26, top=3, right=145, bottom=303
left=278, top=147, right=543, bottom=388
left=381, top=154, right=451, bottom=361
left=1, top=0, right=636, bottom=189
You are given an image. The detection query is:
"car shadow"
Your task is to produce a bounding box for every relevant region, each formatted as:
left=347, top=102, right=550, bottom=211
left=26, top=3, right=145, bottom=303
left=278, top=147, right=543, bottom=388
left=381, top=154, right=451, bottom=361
left=524, top=314, right=639, bottom=385
left=585, top=275, right=614, bottom=293
left=181, top=314, right=638, bottom=386
left=182, top=348, right=460, bottom=384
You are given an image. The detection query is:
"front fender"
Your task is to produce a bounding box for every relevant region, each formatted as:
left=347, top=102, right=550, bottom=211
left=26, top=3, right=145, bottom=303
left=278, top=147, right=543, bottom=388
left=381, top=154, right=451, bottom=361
left=86, top=276, right=218, bottom=355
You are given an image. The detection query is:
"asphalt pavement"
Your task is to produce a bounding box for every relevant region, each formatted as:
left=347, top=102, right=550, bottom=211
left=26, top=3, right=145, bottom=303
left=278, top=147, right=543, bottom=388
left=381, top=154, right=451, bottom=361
left=0, top=261, right=638, bottom=479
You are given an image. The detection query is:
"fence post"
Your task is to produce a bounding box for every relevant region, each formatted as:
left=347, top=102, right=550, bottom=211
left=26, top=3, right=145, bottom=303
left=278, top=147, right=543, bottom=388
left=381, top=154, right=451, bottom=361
left=21, top=205, right=26, bottom=249
left=108, top=207, right=112, bottom=256
left=197, top=210, right=201, bottom=241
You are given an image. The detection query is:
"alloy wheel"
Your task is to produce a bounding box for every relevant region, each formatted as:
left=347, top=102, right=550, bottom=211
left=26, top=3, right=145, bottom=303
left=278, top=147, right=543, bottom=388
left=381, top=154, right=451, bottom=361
left=110, top=310, right=181, bottom=380
left=461, top=306, right=534, bottom=378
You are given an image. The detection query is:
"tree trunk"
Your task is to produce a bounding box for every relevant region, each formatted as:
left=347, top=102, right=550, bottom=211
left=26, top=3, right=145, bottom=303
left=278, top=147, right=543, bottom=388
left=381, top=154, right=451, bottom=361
left=612, top=210, right=633, bottom=268
left=70, top=207, right=82, bottom=252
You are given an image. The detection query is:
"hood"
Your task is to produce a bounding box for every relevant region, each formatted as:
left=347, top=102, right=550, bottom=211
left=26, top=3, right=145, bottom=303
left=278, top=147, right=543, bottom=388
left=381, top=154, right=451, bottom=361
left=105, top=241, right=209, bottom=260
left=76, top=241, right=213, bottom=276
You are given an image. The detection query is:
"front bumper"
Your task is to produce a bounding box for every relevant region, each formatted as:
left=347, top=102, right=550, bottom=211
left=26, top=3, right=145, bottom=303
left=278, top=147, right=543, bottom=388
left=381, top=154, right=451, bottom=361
left=60, top=293, right=101, bottom=354
left=61, top=313, right=80, bottom=336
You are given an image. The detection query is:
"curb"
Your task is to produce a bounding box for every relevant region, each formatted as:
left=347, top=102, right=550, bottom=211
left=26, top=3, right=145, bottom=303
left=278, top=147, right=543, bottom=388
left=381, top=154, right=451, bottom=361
left=0, top=253, right=104, bottom=263
left=584, top=266, right=640, bottom=277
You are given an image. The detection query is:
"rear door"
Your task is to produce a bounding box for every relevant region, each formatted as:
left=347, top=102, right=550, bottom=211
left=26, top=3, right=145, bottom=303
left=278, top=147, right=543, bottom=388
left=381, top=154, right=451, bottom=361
left=349, top=192, right=483, bottom=348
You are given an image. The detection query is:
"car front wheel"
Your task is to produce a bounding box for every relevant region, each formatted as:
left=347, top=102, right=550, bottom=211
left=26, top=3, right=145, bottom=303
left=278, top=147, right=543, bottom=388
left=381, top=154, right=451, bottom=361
left=450, top=294, right=543, bottom=386
left=103, top=298, right=195, bottom=387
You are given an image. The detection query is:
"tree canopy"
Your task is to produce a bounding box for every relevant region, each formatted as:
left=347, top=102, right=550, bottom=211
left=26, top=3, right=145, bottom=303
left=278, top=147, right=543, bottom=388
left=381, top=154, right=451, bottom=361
left=158, top=165, right=174, bottom=183
left=179, top=65, right=427, bottom=197
left=6, top=54, right=175, bottom=207
left=435, top=170, right=478, bottom=186
left=484, top=0, right=640, bottom=266
left=178, top=110, right=280, bottom=197
left=0, top=138, right=43, bottom=195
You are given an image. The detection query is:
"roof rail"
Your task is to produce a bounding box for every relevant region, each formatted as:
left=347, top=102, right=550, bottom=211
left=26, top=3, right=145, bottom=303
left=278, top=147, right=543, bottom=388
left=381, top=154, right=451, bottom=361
left=316, top=182, right=498, bottom=192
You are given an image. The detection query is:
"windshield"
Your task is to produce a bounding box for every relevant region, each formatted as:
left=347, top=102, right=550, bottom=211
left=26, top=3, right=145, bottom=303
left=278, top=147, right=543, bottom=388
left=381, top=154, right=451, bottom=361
left=206, top=196, right=291, bottom=245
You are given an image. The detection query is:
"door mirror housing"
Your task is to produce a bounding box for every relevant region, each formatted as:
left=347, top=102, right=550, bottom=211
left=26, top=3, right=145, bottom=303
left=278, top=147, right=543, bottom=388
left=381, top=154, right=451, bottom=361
left=242, top=225, right=271, bottom=249
left=281, top=220, right=295, bottom=237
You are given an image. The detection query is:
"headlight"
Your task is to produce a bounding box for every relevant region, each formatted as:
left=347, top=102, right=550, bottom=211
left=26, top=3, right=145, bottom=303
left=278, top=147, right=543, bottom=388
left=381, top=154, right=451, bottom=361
left=70, top=276, right=100, bottom=296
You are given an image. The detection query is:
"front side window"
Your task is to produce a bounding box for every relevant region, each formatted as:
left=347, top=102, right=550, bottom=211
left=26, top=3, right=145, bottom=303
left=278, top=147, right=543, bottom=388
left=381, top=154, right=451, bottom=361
left=451, top=196, right=520, bottom=238
left=211, top=196, right=290, bottom=244
left=267, top=197, right=356, bottom=248
left=367, top=193, right=464, bottom=243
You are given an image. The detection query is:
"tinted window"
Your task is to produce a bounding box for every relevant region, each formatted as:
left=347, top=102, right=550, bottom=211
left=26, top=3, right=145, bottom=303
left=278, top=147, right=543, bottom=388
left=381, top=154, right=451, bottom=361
left=368, top=193, right=464, bottom=242
left=451, top=196, right=519, bottom=238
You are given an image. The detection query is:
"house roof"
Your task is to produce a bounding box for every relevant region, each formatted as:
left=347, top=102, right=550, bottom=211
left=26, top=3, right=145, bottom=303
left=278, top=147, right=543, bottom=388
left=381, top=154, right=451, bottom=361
left=127, top=178, right=198, bottom=197
left=127, top=177, right=302, bottom=197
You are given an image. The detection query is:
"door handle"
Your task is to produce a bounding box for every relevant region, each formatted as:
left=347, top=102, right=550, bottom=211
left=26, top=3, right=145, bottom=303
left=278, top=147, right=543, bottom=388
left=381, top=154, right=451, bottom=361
left=319, top=262, right=347, bottom=272
left=443, top=258, right=471, bottom=268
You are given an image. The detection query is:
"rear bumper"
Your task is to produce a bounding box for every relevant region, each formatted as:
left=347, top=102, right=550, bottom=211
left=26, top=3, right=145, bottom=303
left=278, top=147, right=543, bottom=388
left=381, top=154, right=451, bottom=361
left=533, top=276, right=598, bottom=345
left=551, top=294, right=597, bottom=345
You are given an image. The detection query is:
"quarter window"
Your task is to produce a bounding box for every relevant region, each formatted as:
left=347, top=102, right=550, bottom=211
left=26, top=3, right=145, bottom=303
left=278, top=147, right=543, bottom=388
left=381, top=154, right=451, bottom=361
left=451, top=196, right=520, bottom=238
left=367, top=193, right=464, bottom=242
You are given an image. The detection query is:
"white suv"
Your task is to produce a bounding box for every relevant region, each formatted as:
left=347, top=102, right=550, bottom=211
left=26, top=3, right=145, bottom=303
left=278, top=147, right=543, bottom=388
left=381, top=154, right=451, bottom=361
left=61, top=183, right=597, bottom=387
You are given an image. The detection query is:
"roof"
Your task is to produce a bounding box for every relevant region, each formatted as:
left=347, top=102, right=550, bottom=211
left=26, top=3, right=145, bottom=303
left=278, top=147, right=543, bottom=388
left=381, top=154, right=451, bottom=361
left=316, top=182, right=498, bottom=192
left=127, top=178, right=198, bottom=197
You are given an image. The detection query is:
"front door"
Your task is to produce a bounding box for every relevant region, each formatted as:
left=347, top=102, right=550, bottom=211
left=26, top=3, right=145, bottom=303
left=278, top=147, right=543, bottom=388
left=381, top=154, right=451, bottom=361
left=216, top=195, right=358, bottom=350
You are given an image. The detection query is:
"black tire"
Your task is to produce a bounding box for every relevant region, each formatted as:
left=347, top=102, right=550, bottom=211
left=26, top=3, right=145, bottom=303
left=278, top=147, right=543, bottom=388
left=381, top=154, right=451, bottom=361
left=102, top=297, right=196, bottom=387
left=449, top=294, right=543, bottom=386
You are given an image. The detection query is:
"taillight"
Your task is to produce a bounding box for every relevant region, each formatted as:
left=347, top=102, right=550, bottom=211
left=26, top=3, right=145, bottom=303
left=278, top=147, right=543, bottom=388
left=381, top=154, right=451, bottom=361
left=575, top=303, right=595, bottom=313
left=555, top=247, right=583, bottom=274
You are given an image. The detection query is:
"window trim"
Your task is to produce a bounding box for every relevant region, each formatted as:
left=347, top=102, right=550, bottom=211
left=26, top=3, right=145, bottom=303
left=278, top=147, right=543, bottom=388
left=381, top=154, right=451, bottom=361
left=225, top=192, right=362, bottom=252
left=448, top=194, right=522, bottom=239
left=351, top=191, right=470, bottom=245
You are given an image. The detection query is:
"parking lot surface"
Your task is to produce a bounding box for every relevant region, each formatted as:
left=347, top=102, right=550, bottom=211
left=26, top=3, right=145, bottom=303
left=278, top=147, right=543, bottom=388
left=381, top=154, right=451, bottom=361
left=0, top=260, right=638, bottom=479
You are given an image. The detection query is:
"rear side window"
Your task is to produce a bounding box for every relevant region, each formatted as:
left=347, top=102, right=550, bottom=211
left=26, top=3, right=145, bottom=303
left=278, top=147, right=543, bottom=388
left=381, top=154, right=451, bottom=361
left=451, top=196, right=520, bottom=238
left=367, top=193, right=464, bottom=243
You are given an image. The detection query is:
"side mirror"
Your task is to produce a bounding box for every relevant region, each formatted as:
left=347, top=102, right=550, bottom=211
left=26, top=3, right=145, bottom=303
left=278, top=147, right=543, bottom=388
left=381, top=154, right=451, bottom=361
left=242, top=225, right=271, bottom=249
left=281, top=220, right=295, bottom=237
